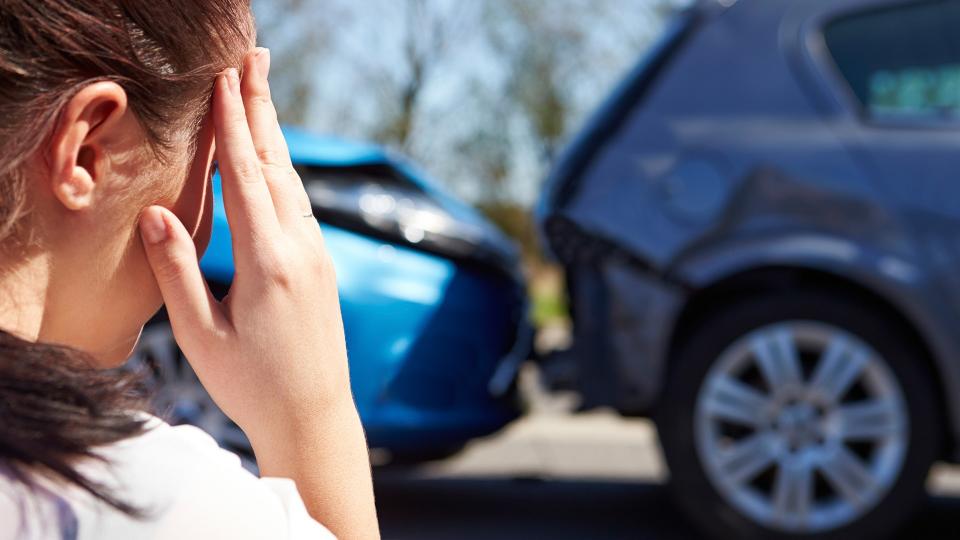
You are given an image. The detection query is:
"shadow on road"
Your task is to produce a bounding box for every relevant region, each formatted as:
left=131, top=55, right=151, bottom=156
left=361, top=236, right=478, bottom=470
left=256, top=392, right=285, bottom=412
left=374, top=471, right=960, bottom=540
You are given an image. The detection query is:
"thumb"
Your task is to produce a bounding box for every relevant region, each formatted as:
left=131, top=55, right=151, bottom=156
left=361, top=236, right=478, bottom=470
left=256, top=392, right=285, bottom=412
left=139, top=206, right=225, bottom=352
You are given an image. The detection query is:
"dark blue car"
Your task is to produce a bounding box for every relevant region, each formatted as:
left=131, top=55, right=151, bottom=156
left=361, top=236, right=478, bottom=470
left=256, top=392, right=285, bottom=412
left=539, top=0, right=960, bottom=537
left=133, top=127, right=530, bottom=468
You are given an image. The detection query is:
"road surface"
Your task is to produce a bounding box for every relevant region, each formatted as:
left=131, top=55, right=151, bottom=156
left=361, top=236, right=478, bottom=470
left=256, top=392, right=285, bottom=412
left=374, top=368, right=960, bottom=539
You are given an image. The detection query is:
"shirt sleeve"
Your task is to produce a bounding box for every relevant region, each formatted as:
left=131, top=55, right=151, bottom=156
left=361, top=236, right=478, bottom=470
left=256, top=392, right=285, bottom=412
left=151, top=423, right=338, bottom=540
left=67, top=417, right=339, bottom=540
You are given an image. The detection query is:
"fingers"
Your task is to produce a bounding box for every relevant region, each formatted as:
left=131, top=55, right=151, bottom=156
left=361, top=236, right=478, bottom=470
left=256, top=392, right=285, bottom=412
left=213, top=68, right=283, bottom=257
left=139, top=206, right=226, bottom=351
left=240, top=48, right=310, bottom=228
left=240, top=48, right=313, bottom=230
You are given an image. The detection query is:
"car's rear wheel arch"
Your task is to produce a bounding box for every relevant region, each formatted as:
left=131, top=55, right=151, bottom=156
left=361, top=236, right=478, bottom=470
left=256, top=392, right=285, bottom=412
left=661, top=264, right=952, bottom=459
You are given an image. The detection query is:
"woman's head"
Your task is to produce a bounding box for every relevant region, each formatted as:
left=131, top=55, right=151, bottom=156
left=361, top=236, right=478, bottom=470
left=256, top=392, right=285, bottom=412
left=0, top=1, right=258, bottom=516
left=0, top=1, right=254, bottom=364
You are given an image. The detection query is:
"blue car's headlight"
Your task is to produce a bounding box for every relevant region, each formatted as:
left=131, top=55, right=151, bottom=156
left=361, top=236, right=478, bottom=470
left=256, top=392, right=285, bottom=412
left=306, top=172, right=486, bottom=246
left=298, top=165, right=519, bottom=277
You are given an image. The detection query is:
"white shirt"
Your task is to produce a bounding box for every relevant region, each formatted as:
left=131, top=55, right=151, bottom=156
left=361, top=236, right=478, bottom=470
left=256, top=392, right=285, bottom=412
left=0, top=415, right=335, bottom=540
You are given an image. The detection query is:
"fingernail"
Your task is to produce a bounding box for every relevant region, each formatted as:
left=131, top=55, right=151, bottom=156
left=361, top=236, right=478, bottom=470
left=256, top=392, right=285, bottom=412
left=225, top=68, right=240, bottom=95
left=139, top=209, right=168, bottom=245
left=257, top=47, right=271, bottom=79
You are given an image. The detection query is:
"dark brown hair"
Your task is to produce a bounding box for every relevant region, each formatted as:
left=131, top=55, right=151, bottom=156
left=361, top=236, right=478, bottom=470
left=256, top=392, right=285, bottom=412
left=0, top=331, right=150, bottom=515
left=0, top=0, right=252, bottom=515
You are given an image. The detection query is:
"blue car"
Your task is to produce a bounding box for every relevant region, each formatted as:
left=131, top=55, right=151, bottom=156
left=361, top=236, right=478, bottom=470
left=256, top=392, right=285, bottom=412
left=132, top=127, right=530, bottom=468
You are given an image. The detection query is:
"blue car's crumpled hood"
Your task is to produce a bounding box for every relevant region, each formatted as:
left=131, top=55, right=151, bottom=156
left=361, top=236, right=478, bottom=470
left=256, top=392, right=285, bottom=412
left=283, top=126, right=520, bottom=274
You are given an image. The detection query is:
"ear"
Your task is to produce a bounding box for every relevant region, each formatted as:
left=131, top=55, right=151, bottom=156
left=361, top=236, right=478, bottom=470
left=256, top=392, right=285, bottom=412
left=48, top=82, right=129, bottom=211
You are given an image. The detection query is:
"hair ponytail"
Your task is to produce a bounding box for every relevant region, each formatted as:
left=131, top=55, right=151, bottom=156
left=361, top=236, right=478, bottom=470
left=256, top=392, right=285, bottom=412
left=0, top=330, right=148, bottom=514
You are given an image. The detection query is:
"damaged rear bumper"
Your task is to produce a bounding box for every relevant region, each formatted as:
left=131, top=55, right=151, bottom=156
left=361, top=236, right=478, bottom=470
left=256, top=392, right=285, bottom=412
left=541, top=216, right=686, bottom=415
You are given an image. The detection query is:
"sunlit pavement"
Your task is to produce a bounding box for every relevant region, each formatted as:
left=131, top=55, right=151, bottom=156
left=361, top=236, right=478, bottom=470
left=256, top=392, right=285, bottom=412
left=374, top=368, right=960, bottom=539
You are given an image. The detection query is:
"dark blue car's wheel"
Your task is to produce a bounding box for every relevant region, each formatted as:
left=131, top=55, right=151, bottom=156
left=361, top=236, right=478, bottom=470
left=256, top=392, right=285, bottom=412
left=657, top=290, right=940, bottom=540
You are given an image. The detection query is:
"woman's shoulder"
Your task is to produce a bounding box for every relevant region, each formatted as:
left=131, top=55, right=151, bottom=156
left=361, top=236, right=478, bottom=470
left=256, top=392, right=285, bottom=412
left=1, top=415, right=334, bottom=540
left=100, top=412, right=245, bottom=472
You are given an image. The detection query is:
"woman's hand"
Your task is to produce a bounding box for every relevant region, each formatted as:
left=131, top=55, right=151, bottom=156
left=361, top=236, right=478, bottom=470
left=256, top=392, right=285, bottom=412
left=138, top=48, right=379, bottom=539
left=139, top=49, right=345, bottom=446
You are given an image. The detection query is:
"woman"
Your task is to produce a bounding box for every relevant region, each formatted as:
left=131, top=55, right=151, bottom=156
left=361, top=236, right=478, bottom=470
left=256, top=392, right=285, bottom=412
left=0, top=1, right=379, bottom=539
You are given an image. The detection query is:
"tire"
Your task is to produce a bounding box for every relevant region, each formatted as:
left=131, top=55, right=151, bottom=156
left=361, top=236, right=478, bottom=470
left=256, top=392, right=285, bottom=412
left=657, top=290, right=941, bottom=540
left=130, top=321, right=259, bottom=473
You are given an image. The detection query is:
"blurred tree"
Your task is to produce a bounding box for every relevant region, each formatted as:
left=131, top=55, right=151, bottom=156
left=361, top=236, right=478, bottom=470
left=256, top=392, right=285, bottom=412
left=254, top=0, right=687, bottom=224
left=451, top=83, right=514, bottom=203
left=366, top=0, right=466, bottom=150
left=253, top=0, right=344, bottom=124
left=483, top=1, right=581, bottom=164
left=482, top=0, right=680, bottom=166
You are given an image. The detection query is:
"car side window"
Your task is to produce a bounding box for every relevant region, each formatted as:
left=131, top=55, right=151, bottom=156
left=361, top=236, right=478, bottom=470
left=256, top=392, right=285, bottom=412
left=824, top=0, right=960, bottom=122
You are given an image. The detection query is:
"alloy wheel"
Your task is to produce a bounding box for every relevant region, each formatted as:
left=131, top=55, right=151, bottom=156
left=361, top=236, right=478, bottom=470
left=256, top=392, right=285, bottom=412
left=694, top=321, right=908, bottom=533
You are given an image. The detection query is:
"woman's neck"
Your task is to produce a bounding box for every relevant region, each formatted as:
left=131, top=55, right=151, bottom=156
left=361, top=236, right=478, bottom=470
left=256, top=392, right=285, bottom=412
left=0, top=250, right=51, bottom=342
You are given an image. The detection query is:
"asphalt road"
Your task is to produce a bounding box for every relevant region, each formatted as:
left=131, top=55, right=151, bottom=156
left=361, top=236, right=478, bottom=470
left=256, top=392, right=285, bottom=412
left=375, top=473, right=960, bottom=540
left=373, top=370, right=960, bottom=539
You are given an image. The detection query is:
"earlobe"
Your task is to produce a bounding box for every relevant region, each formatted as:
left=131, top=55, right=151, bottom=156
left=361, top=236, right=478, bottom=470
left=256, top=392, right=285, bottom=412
left=53, top=164, right=96, bottom=211
left=48, top=82, right=129, bottom=212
